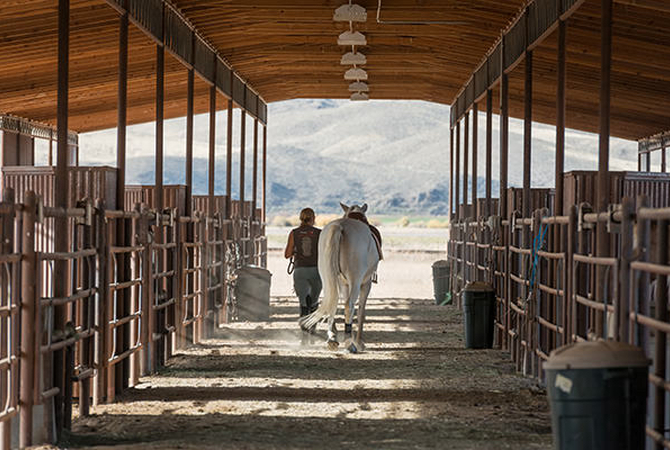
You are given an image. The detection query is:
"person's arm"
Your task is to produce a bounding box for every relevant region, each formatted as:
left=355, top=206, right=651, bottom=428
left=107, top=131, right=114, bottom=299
left=284, top=230, right=294, bottom=259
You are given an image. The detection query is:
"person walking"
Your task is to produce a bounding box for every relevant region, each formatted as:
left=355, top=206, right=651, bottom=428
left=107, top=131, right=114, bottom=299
left=284, top=208, right=322, bottom=318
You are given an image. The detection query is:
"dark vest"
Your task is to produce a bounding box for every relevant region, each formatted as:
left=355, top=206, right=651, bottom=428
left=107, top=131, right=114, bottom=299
left=292, top=225, right=321, bottom=267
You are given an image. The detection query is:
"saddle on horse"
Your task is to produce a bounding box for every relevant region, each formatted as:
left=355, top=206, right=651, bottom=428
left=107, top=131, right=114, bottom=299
left=347, top=212, right=383, bottom=260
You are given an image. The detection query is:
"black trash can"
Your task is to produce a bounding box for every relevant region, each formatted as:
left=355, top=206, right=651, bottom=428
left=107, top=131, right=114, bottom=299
left=544, top=341, right=650, bottom=450
left=431, top=260, right=451, bottom=305
left=462, top=281, right=495, bottom=348
left=235, top=266, right=272, bottom=321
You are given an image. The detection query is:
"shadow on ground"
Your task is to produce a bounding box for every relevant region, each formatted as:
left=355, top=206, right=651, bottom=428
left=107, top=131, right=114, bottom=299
left=67, top=297, right=552, bottom=450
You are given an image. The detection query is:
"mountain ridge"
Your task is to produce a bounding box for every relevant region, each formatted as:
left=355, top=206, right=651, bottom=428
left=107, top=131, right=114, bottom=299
left=78, top=99, right=638, bottom=216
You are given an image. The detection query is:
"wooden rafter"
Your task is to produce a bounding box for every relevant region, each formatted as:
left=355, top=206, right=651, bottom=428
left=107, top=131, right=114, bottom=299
left=0, top=0, right=668, bottom=140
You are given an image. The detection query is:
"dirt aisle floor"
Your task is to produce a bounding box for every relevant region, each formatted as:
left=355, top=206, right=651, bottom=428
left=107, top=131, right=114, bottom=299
left=65, top=297, right=552, bottom=449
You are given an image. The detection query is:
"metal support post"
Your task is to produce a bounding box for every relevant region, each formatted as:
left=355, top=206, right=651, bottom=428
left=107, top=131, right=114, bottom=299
left=54, top=0, right=70, bottom=438
left=455, top=121, right=461, bottom=221
left=595, top=0, right=613, bottom=338
left=463, top=111, right=469, bottom=217
left=500, top=72, right=509, bottom=219
left=226, top=99, right=233, bottom=221
left=472, top=103, right=478, bottom=219
left=485, top=90, right=492, bottom=217
left=450, top=126, right=454, bottom=220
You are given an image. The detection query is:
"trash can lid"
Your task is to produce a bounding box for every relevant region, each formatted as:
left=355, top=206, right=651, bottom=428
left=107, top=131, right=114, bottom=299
left=432, top=260, right=449, bottom=268
left=463, top=281, right=494, bottom=292
left=235, top=265, right=272, bottom=277
left=543, top=340, right=650, bottom=370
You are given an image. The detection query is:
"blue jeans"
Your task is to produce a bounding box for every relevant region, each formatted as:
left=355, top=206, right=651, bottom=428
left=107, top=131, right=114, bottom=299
left=293, top=266, right=322, bottom=311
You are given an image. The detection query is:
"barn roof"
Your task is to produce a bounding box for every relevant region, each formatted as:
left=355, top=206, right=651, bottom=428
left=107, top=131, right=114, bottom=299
left=0, top=0, right=669, bottom=140
left=450, top=0, right=670, bottom=141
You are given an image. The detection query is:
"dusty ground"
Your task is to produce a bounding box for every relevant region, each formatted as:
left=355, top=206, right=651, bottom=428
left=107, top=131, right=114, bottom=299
left=63, top=296, right=552, bottom=449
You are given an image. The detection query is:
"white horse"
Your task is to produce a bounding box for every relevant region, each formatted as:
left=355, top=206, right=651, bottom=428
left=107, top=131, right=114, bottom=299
left=300, top=202, right=381, bottom=353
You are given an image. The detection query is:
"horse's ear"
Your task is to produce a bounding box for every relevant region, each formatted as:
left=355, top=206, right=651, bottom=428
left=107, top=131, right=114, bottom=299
left=340, top=202, right=349, bottom=213
left=361, top=203, right=368, bottom=213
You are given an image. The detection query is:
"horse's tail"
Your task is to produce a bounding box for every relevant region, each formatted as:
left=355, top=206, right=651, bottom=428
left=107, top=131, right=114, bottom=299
left=299, top=222, right=342, bottom=331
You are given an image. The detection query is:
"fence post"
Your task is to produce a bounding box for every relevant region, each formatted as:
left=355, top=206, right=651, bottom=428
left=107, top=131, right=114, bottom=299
left=505, top=217, right=512, bottom=356
left=0, top=189, right=13, bottom=448
left=653, top=216, right=669, bottom=445
left=129, top=205, right=140, bottom=386
left=20, top=191, right=37, bottom=448
left=619, top=198, right=634, bottom=343
left=463, top=220, right=469, bottom=287
left=502, top=219, right=508, bottom=353
left=176, top=214, right=185, bottom=350
left=575, top=206, right=589, bottom=340
left=635, top=196, right=650, bottom=351
left=175, top=210, right=184, bottom=350
left=566, top=205, right=577, bottom=343
left=218, top=216, right=225, bottom=326
left=200, top=217, right=209, bottom=341
left=93, top=200, right=107, bottom=405
left=530, top=210, right=541, bottom=378
left=473, top=219, right=479, bottom=282
left=452, top=225, right=456, bottom=303
left=486, top=219, right=493, bottom=285
left=77, top=199, right=93, bottom=418
left=138, top=207, right=152, bottom=375
left=563, top=206, right=575, bottom=345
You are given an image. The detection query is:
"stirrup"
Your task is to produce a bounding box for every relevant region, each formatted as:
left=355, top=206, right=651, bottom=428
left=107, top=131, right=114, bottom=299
left=372, top=272, right=378, bottom=284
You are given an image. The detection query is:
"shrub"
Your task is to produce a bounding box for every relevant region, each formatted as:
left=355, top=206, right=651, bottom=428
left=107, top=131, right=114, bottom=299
left=270, top=215, right=300, bottom=227
left=397, top=216, right=410, bottom=227
left=270, top=215, right=289, bottom=226
left=426, top=219, right=449, bottom=228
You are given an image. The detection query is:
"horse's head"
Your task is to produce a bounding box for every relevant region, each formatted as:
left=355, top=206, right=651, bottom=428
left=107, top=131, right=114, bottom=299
left=340, top=202, right=368, bottom=219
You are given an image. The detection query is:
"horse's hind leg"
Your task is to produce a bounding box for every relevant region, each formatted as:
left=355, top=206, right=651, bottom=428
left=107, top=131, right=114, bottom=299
left=326, top=316, right=339, bottom=351
left=344, top=282, right=361, bottom=353
left=355, top=281, right=372, bottom=352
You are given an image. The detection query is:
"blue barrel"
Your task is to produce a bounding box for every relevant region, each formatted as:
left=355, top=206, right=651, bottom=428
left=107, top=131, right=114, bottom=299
left=544, top=341, right=650, bottom=450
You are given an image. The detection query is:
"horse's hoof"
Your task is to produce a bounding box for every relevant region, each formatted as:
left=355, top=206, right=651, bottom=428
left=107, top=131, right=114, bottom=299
left=355, top=341, right=365, bottom=352
left=347, top=342, right=358, bottom=354
left=300, top=333, right=309, bottom=346
left=327, top=340, right=339, bottom=351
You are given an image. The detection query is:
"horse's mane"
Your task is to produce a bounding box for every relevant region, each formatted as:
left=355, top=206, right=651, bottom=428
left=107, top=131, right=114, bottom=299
left=342, top=203, right=368, bottom=221
left=346, top=211, right=369, bottom=224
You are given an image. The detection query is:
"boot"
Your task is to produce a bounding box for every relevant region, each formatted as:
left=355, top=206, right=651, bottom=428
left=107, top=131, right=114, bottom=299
left=306, top=294, right=318, bottom=314
left=299, top=305, right=309, bottom=317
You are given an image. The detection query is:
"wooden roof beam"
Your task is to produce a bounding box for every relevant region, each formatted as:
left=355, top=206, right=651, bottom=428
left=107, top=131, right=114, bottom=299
left=450, top=0, right=586, bottom=126
left=104, top=0, right=267, bottom=124
left=613, top=0, right=670, bottom=14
